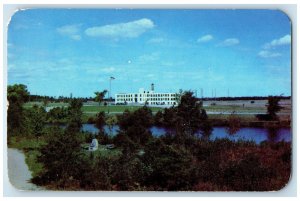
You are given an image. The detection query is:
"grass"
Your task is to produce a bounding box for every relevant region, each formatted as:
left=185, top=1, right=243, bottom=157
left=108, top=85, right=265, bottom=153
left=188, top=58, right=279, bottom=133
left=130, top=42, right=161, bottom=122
left=204, top=105, right=267, bottom=113
left=82, top=105, right=162, bottom=113
left=24, top=101, right=271, bottom=114
left=82, top=144, right=122, bottom=158
left=8, top=135, right=121, bottom=178
left=24, top=102, right=68, bottom=108
left=8, top=136, right=46, bottom=177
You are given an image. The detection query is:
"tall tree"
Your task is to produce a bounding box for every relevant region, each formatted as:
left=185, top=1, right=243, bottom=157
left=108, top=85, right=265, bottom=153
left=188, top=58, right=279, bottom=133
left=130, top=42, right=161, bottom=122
left=26, top=105, right=47, bottom=138
left=117, top=106, right=153, bottom=146
left=106, top=115, right=118, bottom=135
left=66, top=98, right=83, bottom=133
left=94, top=90, right=108, bottom=106
left=7, top=84, right=30, bottom=135
left=177, top=91, right=211, bottom=137
left=35, top=126, right=85, bottom=188
left=226, top=113, right=241, bottom=135
left=267, top=96, right=283, bottom=120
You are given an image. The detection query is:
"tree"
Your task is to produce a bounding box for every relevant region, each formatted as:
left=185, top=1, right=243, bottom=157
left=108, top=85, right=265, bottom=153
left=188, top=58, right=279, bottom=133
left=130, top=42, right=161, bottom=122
left=35, top=126, right=85, bottom=188
left=79, top=155, right=113, bottom=190
left=117, top=106, right=153, bottom=146
left=154, top=110, right=164, bottom=126
left=66, top=99, right=83, bottom=133
left=94, top=90, right=108, bottom=106
left=142, top=138, right=197, bottom=190
left=46, top=107, right=68, bottom=123
left=226, top=113, right=241, bottom=135
left=106, top=115, right=118, bottom=135
left=95, top=111, right=106, bottom=132
left=42, top=99, right=49, bottom=108
left=111, top=149, right=146, bottom=190
left=7, top=84, right=30, bottom=135
left=94, top=111, right=110, bottom=143
left=175, top=89, right=183, bottom=105
left=25, top=105, right=47, bottom=138
left=162, top=106, right=178, bottom=129
left=267, top=96, right=283, bottom=120
left=177, top=91, right=211, bottom=137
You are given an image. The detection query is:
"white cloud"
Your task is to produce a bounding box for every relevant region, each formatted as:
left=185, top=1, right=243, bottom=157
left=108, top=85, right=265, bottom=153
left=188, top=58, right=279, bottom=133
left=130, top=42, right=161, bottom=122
left=263, top=34, right=291, bottom=49
left=85, top=18, right=154, bottom=39
left=197, top=34, right=213, bottom=43
left=258, top=50, right=281, bottom=58
left=57, top=24, right=81, bottom=40
left=219, top=38, right=239, bottom=46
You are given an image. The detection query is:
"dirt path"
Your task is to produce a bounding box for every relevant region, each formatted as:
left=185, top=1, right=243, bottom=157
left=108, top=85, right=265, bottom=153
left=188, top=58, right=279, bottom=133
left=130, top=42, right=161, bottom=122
left=7, top=148, right=44, bottom=191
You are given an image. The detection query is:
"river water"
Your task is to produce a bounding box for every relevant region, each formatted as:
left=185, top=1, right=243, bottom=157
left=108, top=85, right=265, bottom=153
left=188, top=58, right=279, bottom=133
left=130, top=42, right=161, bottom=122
left=81, top=124, right=291, bottom=144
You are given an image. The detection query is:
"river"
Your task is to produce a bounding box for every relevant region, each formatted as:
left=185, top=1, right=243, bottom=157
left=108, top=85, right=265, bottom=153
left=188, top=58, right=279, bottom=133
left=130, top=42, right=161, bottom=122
left=81, top=124, right=291, bottom=144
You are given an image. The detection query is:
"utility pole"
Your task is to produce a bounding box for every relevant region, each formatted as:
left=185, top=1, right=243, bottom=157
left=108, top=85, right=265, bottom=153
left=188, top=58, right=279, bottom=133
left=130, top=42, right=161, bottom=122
left=109, top=76, right=115, bottom=100
left=214, top=88, right=217, bottom=100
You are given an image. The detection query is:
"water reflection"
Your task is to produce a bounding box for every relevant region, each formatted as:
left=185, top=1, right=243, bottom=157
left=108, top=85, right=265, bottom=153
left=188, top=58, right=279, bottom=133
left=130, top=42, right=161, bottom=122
left=80, top=124, right=291, bottom=144
left=267, top=127, right=279, bottom=143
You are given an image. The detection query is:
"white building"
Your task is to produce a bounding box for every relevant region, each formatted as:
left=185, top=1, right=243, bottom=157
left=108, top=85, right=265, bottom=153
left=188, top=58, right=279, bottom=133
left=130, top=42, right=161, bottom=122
left=115, top=84, right=178, bottom=106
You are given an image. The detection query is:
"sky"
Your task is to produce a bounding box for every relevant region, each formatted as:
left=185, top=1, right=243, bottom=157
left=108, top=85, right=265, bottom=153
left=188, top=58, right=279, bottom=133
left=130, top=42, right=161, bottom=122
left=7, top=9, right=292, bottom=98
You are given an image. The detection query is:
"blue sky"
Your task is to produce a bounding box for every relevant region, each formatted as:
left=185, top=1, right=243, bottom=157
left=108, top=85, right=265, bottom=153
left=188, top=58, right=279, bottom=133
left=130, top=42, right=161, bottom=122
left=8, top=9, right=291, bottom=98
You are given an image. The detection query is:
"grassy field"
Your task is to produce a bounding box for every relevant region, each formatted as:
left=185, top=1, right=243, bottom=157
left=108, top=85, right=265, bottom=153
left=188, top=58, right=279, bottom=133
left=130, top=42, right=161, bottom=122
left=24, top=99, right=291, bottom=123
left=24, top=102, right=69, bottom=108
left=82, top=144, right=122, bottom=158
left=82, top=105, right=162, bottom=113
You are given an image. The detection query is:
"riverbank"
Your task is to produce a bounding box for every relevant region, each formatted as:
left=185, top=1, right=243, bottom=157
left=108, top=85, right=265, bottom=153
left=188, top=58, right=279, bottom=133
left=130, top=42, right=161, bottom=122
left=7, top=148, right=44, bottom=191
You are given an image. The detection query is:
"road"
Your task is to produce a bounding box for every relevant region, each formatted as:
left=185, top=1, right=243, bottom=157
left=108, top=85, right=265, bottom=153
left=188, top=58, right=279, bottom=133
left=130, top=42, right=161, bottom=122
left=7, top=148, right=44, bottom=191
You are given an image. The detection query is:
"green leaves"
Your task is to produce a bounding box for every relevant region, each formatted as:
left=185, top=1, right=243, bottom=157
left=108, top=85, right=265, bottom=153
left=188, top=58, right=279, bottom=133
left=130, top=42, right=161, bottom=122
left=94, top=90, right=108, bottom=106
left=7, top=84, right=30, bottom=135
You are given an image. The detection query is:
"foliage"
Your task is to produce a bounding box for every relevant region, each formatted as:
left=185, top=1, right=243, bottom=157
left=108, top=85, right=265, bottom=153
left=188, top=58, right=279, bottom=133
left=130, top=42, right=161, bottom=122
left=94, top=90, right=108, bottom=106
left=154, top=110, right=164, bottom=126
left=116, top=106, right=153, bottom=147
left=33, top=126, right=85, bottom=188
left=95, top=111, right=106, bottom=132
left=66, top=99, right=83, bottom=133
left=156, top=91, right=213, bottom=139
left=9, top=84, right=290, bottom=191
left=142, top=138, right=197, bottom=190
left=24, top=105, right=47, bottom=138
left=7, top=84, right=30, bottom=135
left=226, top=113, right=241, bottom=135
left=7, top=84, right=30, bottom=104
left=106, top=115, right=118, bottom=135
left=46, top=107, right=68, bottom=123
left=79, top=155, right=113, bottom=190
left=111, top=149, right=146, bottom=190
left=267, top=96, right=283, bottom=120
